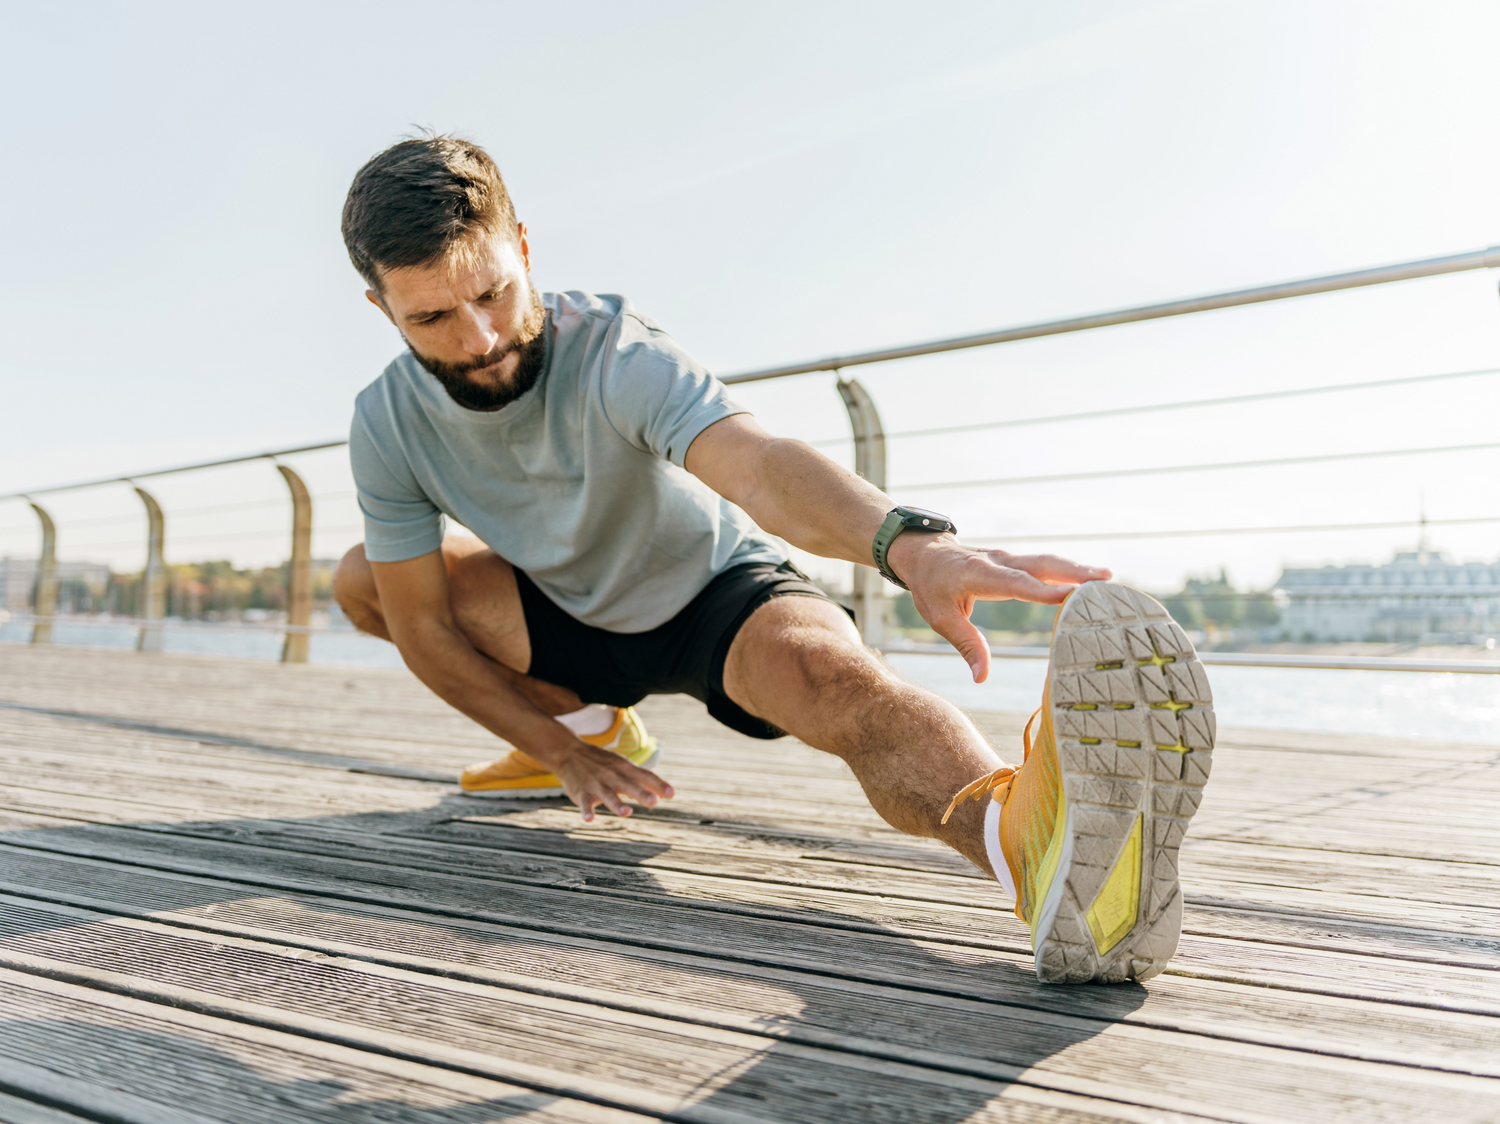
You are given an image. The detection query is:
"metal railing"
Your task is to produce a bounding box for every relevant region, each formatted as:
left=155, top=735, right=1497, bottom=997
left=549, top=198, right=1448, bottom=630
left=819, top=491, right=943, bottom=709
left=718, top=243, right=1500, bottom=384
left=880, top=641, right=1500, bottom=675
left=3, top=446, right=341, bottom=661
left=4, top=242, right=1499, bottom=669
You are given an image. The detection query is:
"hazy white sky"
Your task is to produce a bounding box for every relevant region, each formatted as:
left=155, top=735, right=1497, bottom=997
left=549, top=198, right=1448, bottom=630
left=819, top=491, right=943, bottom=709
left=2, top=0, right=1498, bottom=593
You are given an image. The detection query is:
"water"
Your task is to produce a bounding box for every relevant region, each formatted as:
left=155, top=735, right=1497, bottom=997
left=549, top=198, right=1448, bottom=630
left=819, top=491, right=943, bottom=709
left=0, top=620, right=407, bottom=670
left=4, top=621, right=1496, bottom=745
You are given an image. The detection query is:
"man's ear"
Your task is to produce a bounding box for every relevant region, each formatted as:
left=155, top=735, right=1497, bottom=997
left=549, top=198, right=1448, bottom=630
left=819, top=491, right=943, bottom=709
left=516, top=223, right=530, bottom=271
left=365, top=289, right=395, bottom=325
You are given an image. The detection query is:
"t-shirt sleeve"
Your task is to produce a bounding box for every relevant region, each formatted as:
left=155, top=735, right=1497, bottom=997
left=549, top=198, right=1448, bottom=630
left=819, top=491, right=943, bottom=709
left=349, top=407, right=445, bottom=563
left=599, top=319, right=749, bottom=467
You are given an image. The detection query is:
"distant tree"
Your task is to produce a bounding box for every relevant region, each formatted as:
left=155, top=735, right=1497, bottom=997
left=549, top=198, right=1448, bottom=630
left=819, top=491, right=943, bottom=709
left=1164, top=568, right=1279, bottom=630
left=893, top=592, right=1057, bottom=635
left=105, top=559, right=341, bottom=619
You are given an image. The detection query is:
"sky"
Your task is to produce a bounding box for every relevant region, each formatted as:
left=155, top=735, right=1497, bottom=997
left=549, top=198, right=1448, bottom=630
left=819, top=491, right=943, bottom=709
left=1, top=0, right=1498, bottom=595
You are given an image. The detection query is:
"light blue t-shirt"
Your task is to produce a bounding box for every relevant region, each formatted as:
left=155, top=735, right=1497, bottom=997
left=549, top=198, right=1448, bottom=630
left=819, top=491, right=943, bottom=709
left=350, top=291, right=786, bottom=633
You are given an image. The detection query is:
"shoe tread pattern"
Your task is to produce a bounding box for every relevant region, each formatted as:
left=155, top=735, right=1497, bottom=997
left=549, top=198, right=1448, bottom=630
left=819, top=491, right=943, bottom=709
left=1036, top=581, right=1212, bottom=984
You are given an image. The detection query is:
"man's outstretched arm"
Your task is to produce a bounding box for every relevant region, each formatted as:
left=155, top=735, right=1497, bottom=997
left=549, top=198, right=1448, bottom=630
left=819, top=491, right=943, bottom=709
left=684, top=413, right=1111, bottom=682
left=369, top=550, right=673, bottom=819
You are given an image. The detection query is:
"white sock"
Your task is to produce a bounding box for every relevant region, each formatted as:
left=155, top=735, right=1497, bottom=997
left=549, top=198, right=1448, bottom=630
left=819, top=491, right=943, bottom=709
left=985, top=797, right=1018, bottom=901
left=554, top=704, right=618, bottom=737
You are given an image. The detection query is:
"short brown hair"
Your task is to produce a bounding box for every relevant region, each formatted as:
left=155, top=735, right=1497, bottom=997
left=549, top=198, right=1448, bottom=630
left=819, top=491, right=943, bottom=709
left=341, top=135, right=517, bottom=293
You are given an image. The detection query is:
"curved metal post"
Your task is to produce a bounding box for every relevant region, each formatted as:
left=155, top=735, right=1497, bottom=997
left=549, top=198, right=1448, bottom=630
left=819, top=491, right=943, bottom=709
left=133, top=485, right=166, bottom=652
left=25, top=498, right=57, bottom=645
left=276, top=462, right=313, bottom=664
left=836, top=376, right=888, bottom=646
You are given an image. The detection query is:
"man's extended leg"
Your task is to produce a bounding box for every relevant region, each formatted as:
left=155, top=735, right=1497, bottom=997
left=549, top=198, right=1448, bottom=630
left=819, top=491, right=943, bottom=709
left=723, top=584, right=1214, bottom=984
left=721, top=595, right=1004, bottom=874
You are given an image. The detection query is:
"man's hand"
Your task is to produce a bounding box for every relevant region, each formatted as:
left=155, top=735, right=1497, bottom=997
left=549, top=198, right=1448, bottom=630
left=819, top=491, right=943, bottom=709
left=544, top=741, right=676, bottom=822
left=889, top=532, right=1110, bottom=683
left=683, top=413, right=1111, bottom=683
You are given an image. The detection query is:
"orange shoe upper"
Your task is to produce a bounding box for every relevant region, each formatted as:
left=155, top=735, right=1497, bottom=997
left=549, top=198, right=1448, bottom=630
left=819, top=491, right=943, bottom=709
left=998, top=689, right=1063, bottom=924
left=942, top=689, right=1064, bottom=925
left=459, top=706, right=650, bottom=791
left=460, top=748, right=554, bottom=789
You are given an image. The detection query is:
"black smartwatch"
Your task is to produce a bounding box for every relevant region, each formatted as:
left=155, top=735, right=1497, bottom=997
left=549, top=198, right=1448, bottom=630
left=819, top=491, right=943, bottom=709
left=871, top=506, right=957, bottom=589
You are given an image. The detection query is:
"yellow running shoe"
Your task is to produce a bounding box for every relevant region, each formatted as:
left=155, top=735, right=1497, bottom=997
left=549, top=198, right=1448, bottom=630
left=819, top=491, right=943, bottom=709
left=944, top=581, right=1214, bottom=983
left=459, top=706, right=661, bottom=799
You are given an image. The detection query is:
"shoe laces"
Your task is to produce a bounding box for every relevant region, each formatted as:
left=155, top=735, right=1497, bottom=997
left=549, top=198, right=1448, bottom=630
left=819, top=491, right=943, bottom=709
left=939, top=706, right=1040, bottom=825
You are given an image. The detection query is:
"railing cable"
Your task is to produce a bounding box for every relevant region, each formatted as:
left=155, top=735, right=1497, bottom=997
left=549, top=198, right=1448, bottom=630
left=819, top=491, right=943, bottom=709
left=966, top=513, right=1500, bottom=544
left=900, top=439, right=1500, bottom=493
left=0, top=490, right=357, bottom=537
left=806, top=363, right=1500, bottom=446
left=0, top=440, right=348, bottom=501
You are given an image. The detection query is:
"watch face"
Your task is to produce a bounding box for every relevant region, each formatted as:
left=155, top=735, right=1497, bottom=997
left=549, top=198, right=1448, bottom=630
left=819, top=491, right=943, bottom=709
left=898, top=506, right=955, bottom=531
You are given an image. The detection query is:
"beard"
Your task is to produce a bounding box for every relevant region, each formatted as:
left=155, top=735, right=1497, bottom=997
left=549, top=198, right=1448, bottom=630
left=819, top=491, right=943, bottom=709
left=408, top=288, right=548, bottom=412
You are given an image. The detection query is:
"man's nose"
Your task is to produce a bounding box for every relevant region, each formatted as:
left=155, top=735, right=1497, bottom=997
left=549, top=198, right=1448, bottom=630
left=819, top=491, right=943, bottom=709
left=455, top=303, right=501, bottom=357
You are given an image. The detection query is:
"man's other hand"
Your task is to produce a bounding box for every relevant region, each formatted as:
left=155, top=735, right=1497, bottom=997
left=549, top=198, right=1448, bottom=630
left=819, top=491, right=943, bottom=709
left=889, top=533, right=1111, bottom=683
left=552, top=741, right=676, bottom=822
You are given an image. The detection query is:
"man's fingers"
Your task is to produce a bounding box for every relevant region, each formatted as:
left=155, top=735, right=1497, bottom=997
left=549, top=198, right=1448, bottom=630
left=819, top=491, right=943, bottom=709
left=569, top=757, right=677, bottom=821
left=577, top=791, right=600, bottom=822
left=928, top=608, right=992, bottom=684
left=576, top=787, right=631, bottom=820
left=628, top=763, right=675, bottom=800
left=600, top=789, right=633, bottom=818
left=619, top=777, right=660, bottom=808
left=967, top=563, right=1072, bottom=605
left=998, top=552, right=1111, bottom=585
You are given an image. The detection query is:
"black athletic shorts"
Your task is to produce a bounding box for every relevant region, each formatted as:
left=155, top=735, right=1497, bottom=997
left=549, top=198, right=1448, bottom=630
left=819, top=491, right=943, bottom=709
left=515, top=560, right=836, bottom=740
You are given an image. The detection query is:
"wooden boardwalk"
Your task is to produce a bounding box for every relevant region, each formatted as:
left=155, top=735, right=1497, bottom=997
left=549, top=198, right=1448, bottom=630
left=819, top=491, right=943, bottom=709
left=0, top=644, right=1497, bottom=1123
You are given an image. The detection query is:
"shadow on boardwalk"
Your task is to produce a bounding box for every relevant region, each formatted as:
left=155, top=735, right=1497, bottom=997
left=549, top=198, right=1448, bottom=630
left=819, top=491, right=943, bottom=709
left=0, top=796, right=1149, bottom=1123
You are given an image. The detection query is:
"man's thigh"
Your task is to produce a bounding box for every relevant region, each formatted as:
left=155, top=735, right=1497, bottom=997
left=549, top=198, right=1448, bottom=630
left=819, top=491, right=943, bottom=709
left=720, top=594, right=885, bottom=745
left=437, top=535, right=532, bottom=673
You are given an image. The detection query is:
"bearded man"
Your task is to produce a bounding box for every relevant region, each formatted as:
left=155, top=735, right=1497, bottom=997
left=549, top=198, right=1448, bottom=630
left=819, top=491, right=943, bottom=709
left=333, top=136, right=1215, bottom=983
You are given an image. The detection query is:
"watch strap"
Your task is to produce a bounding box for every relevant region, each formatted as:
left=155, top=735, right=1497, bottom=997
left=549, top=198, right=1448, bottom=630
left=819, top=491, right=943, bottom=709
left=871, top=509, right=911, bottom=589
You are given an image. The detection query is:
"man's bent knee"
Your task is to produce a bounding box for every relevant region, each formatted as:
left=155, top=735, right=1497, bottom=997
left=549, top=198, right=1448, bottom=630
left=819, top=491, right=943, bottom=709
left=334, top=544, right=389, bottom=639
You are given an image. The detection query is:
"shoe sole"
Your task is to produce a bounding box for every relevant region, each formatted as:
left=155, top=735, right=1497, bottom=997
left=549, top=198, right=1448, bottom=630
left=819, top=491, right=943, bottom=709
left=1031, top=581, right=1214, bottom=984
left=460, top=743, right=662, bottom=800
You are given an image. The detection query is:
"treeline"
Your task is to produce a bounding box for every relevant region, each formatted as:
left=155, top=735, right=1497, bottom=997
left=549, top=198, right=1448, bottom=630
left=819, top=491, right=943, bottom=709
left=893, top=568, right=1278, bottom=635
left=105, top=560, right=338, bottom=619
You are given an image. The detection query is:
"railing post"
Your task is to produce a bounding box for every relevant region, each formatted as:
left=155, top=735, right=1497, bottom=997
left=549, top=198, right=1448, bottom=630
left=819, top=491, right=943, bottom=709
left=276, top=462, right=313, bottom=664
left=836, top=376, right=888, bottom=646
left=133, top=485, right=166, bottom=652
left=25, top=498, right=57, bottom=645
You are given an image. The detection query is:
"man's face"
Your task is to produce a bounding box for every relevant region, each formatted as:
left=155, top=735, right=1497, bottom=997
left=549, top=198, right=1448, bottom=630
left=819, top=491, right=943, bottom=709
left=368, top=226, right=546, bottom=411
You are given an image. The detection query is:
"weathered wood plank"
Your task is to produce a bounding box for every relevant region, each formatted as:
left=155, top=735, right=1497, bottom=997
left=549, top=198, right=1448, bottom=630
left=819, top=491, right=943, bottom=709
left=0, top=1090, right=103, bottom=1124
left=0, top=966, right=662, bottom=1124
left=4, top=643, right=1499, bottom=1123
left=4, top=894, right=1497, bottom=1123
left=7, top=821, right=1500, bottom=1022
left=5, top=854, right=1500, bottom=1081
left=96, top=813, right=1500, bottom=947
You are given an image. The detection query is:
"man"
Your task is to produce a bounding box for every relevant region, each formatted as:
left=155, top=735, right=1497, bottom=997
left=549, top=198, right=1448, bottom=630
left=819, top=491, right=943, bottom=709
left=334, top=136, right=1215, bottom=984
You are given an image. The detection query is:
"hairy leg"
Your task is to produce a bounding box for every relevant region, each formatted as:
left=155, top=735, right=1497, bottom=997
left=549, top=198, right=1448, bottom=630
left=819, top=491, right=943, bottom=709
left=334, top=538, right=585, bottom=717
left=722, top=596, right=1005, bottom=874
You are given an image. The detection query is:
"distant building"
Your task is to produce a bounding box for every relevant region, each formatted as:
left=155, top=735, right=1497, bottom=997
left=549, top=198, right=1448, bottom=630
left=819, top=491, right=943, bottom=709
left=1274, top=551, right=1500, bottom=643
left=0, top=557, right=113, bottom=613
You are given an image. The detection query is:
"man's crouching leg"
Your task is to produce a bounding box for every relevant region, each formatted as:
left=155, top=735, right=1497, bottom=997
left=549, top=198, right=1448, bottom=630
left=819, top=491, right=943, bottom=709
left=333, top=537, right=584, bottom=718
left=721, top=595, right=1004, bottom=876
left=334, top=538, right=658, bottom=801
